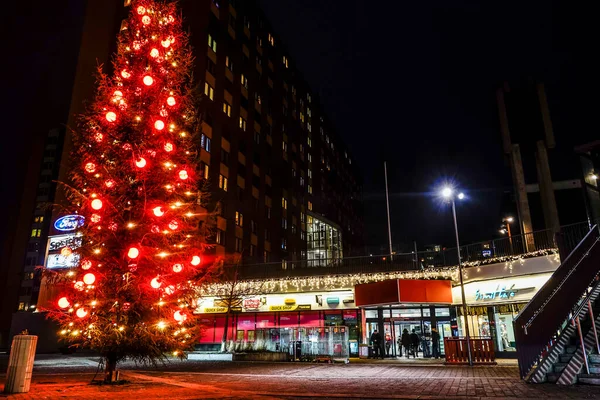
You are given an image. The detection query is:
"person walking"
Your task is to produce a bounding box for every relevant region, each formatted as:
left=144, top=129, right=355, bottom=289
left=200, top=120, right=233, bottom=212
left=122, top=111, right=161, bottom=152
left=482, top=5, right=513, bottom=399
left=397, top=336, right=403, bottom=357
left=401, top=329, right=412, bottom=358
left=370, top=330, right=383, bottom=359
left=431, top=328, right=441, bottom=359
left=421, top=328, right=431, bottom=358
left=410, top=329, right=420, bottom=358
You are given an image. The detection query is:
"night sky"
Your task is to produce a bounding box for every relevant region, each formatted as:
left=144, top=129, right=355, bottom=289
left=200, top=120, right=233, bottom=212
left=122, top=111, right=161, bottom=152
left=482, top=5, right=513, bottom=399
left=258, top=0, right=600, bottom=248
left=2, top=1, right=599, bottom=254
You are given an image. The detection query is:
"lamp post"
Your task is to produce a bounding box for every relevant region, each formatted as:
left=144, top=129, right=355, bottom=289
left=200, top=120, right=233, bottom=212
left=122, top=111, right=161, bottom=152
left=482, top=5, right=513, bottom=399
left=501, top=217, right=514, bottom=254
left=442, top=187, right=473, bottom=366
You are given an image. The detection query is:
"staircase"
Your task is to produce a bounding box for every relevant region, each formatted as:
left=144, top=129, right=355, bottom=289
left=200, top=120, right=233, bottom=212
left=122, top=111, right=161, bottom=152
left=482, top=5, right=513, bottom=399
left=515, top=225, right=600, bottom=385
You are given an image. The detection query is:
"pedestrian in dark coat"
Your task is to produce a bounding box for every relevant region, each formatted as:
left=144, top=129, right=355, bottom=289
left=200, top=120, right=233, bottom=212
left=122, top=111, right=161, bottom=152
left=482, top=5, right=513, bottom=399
left=410, top=329, right=420, bottom=357
left=401, top=329, right=412, bottom=358
left=370, top=330, right=383, bottom=359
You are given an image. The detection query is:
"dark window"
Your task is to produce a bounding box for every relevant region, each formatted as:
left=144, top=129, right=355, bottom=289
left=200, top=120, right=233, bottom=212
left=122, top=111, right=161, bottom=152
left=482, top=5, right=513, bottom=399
left=206, top=58, right=216, bottom=75
left=221, top=149, right=230, bottom=165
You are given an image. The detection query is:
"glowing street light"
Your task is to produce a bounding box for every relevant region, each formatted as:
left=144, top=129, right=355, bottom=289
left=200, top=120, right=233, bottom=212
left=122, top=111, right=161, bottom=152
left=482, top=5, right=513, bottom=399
left=440, top=185, right=472, bottom=366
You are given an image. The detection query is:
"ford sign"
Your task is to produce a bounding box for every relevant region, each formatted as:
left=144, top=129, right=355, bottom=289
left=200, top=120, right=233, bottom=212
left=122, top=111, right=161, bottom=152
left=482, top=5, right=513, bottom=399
left=54, top=215, right=85, bottom=232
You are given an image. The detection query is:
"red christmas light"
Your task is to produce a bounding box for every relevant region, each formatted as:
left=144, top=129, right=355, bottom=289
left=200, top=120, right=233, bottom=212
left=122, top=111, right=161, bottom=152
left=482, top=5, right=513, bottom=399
left=76, top=308, right=88, bottom=318
left=172, top=263, right=183, bottom=273
left=150, top=277, right=161, bottom=289
left=90, top=214, right=101, bottom=223
left=127, top=247, right=140, bottom=259
left=91, top=199, right=103, bottom=210
left=154, top=120, right=165, bottom=130
left=178, top=170, right=188, bottom=180
left=81, top=260, right=92, bottom=270
left=135, top=157, right=147, bottom=168
left=121, top=70, right=130, bottom=79
left=161, top=39, right=171, bottom=48
left=58, top=297, right=70, bottom=309
left=164, top=142, right=174, bottom=152
left=166, top=96, right=176, bottom=106
left=143, top=75, right=154, bottom=86
left=106, top=112, right=117, bottom=122
left=191, top=255, right=201, bottom=266
left=168, top=220, right=178, bottom=230
left=74, top=281, right=85, bottom=291
left=150, top=48, right=159, bottom=58
left=152, top=206, right=165, bottom=217
left=113, top=90, right=123, bottom=100
left=105, top=179, right=116, bottom=188
left=83, top=273, right=96, bottom=285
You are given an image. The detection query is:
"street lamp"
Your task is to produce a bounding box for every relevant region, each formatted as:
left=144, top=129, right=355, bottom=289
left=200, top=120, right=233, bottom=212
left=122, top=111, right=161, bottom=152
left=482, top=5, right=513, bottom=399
left=441, top=186, right=473, bottom=366
left=501, top=217, right=514, bottom=253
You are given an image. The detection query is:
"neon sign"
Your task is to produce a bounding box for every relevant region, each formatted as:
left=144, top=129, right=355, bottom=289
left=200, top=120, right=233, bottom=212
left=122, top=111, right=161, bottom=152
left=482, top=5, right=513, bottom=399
left=54, top=215, right=85, bottom=232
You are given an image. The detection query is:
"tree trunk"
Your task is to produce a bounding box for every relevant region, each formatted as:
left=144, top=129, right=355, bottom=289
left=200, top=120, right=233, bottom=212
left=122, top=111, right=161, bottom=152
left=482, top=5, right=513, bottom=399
left=104, top=352, right=118, bottom=383
left=221, top=311, right=230, bottom=352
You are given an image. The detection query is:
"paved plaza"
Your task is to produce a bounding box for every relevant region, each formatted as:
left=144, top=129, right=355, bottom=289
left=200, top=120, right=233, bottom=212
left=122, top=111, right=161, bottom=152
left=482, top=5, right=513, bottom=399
left=1, top=355, right=599, bottom=399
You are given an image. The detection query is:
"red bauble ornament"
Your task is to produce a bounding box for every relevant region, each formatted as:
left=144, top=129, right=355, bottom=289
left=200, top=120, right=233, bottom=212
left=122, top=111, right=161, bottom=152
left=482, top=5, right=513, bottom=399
left=127, top=247, right=140, bottom=259
left=91, top=199, right=103, bottom=210
left=172, top=263, right=183, bottom=273
left=178, top=170, right=188, bottom=180
left=173, top=310, right=186, bottom=322
left=90, top=214, right=101, bottom=223
left=74, top=281, right=84, bottom=291
left=83, top=273, right=96, bottom=285
left=143, top=75, right=154, bottom=86
left=108, top=222, right=118, bottom=231
left=58, top=297, right=70, bottom=309
left=153, top=206, right=165, bottom=217
left=94, top=132, right=104, bottom=142
left=191, top=255, right=201, bottom=266
left=113, top=90, right=123, bottom=100
left=165, top=285, right=175, bottom=295
left=121, top=70, right=130, bottom=79
left=142, top=16, right=151, bottom=25
left=150, top=277, right=161, bottom=289
left=137, top=5, right=145, bottom=14
left=161, top=39, right=171, bottom=48
left=164, top=142, right=174, bottom=152
left=81, top=260, right=92, bottom=270
left=106, top=111, right=117, bottom=122
left=150, top=48, right=159, bottom=58
left=166, top=96, right=176, bottom=106
left=135, top=157, right=147, bottom=168
left=168, top=220, right=179, bottom=230
left=122, top=302, right=131, bottom=311
left=151, top=225, right=160, bottom=233
left=154, top=120, right=165, bottom=130
left=76, top=308, right=88, bottom=318
left=105, top=179, right=116, bottom=188
left=85, top=162, right=96, bottom=173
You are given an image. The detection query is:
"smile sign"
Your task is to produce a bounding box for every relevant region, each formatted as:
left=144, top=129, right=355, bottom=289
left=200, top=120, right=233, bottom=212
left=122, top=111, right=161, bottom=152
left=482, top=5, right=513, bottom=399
left=54, top=215, right=85, bottom=232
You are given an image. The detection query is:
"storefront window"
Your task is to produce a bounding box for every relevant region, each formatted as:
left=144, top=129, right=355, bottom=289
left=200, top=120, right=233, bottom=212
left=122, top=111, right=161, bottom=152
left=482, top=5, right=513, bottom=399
left=365, top=309, right=378, bottom=319
left=436, top=307, right=450, bottom=317
left=247, top=330, right=255, bottom=342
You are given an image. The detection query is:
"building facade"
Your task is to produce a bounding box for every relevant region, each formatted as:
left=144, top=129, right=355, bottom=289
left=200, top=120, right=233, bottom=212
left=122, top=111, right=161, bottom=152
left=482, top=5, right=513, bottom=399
left=5, top=0, right=364, bottom=348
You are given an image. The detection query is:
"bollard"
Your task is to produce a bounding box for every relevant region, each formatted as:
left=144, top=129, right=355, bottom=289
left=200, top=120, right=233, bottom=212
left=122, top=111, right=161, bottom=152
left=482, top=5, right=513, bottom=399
left=3, top=335, right=38, bottom=394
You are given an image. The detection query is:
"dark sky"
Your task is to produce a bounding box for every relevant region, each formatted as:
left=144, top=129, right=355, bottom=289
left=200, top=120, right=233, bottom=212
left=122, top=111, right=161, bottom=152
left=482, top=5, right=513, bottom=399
left=2, top=1, right=599, bottom=254
left=258, top=0, right=600, bottom=248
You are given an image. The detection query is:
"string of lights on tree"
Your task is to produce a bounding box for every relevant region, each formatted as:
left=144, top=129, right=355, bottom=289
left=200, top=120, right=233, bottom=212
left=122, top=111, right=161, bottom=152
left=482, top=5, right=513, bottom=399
left=200, top=249, right=559, bottom=296
left=45, top=0, right=217, bottom=372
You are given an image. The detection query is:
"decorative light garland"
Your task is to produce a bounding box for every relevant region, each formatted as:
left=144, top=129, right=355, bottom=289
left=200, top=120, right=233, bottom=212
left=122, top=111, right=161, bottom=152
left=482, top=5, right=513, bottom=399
left=198, top=248, right=560, bottom=296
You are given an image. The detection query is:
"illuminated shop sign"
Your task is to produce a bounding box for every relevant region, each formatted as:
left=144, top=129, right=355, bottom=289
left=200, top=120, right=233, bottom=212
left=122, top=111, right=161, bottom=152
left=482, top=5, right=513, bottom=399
left=48, top=234, right=82, bottom=252
left=46, top=234, right=82, bottom=269
left=54, top=215, right=85, bottom=232
left=474, top=284, right=534, bottom=301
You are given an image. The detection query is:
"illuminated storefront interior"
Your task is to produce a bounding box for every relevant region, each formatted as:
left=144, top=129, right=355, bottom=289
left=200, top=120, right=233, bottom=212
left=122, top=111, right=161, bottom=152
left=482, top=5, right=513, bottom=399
left=306, top=214, right=342, bottom=266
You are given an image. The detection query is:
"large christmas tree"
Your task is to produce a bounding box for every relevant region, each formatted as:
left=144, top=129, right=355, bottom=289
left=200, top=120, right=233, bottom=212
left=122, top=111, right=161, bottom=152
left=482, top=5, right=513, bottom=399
left=46, top=0, right=214, bottom=381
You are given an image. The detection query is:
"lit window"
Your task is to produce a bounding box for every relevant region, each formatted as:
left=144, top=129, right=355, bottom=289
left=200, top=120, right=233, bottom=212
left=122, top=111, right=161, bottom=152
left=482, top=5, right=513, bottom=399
left=241, top=74, right=248, bottom=89
left=216, top=229, right=225, bottom=245
left=204, top=82, right=214, bottom=100
left=201, top=134, right=211, bottom=152
left=308, top=201, right=313, bottom=211
left=222, top=102, right=231, bottom=117
left=282, top=198, right=287, bottom=210
left=268, top=33, right=274, bottom=46
left=282, top=141, right=288, bottom=153
left=219, top=174, right=228, bottom=191
left=308, top=185, right=313, bottom=194
left=208, top=34, right=217, bottom=53
left=307, top=153, right=312, bottom=162
left=282, top=218, right=287, bottom=229
left=283, top=55, right=289, bottom=68
left=239, top=117, right=247, bottom=131
left=235, top=211, right=243, bottom=227
left=281, top=238, right=287, bottom=250
left=308, top=170, right=312, bottom=178
left=225, top=56, right=234, bottom=72
left=201, top=162, right=209, bottom=180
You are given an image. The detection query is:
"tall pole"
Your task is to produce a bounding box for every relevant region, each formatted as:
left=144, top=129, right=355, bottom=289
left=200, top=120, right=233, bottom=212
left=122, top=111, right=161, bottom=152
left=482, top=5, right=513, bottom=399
left=452, top=199, right=473, bottom=366
left=384, top=162, right=393, bottom=260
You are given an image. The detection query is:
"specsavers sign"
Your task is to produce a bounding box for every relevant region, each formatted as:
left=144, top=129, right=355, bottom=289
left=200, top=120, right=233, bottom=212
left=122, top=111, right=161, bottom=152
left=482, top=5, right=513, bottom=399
left=453, top=273, right=552, bottom=305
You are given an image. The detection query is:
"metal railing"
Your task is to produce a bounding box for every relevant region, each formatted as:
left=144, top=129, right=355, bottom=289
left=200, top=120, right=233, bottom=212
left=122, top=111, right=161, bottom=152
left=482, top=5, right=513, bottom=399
left=513, top=225, right=600, bottom=379
left=234, top=220, right=595, bottom=281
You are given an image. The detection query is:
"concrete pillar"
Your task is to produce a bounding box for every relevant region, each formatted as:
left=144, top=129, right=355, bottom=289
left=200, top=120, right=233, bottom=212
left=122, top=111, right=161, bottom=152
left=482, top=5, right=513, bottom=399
left=535, top=140, right=560, bottom=233
left=510, top=144, right=535, bottom=251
